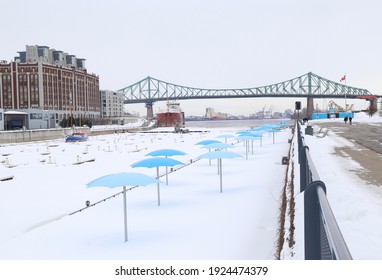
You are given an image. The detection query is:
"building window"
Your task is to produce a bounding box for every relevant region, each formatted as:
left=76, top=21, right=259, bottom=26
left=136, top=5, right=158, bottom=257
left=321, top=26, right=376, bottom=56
left=30, top=113, right=43, bottom=119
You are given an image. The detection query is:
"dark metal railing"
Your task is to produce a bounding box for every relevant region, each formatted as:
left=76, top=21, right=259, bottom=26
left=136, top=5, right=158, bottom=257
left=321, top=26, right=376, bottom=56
left=297, top=121, right=352, bottom=260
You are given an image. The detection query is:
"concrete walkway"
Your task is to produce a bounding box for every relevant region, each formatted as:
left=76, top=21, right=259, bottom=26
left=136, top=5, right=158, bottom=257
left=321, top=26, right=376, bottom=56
left=312, top=122, right=382, bottom=187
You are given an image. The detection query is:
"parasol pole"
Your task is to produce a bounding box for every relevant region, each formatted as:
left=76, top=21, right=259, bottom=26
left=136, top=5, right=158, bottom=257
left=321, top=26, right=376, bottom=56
left=156, top=166, right=160, bottom=206
left=165, top=156, right=168, bottom=185
left=219, top=158, right=223, bottom=193
left=123, top=186, right=128, bottom=242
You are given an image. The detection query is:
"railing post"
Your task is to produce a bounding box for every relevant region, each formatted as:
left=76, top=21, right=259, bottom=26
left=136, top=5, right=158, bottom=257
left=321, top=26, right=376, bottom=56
left=299, top=145, right=310, bottom=192
left=304, top=180, right=327, bottom=260
left=297, top=122, right=302, bottom=151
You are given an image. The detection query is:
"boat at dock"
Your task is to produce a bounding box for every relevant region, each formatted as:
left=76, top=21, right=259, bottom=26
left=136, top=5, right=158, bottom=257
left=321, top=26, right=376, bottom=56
left=65, top=132, right=88, bottom=142
left=156, top=102, right=185, bottom=127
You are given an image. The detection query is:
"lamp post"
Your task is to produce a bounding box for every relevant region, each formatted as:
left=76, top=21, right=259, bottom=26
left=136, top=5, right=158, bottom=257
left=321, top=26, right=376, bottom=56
left=295, top=101, right=301, bottom=120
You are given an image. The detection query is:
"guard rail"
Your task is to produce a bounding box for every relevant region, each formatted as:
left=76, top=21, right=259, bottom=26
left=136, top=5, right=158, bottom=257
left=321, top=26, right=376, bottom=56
left=297, top=121, right=352, bottom=260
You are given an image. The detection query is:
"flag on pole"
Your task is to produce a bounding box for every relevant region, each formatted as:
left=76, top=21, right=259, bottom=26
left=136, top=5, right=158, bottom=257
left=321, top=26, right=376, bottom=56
left=340, top=75, right=346, bottom=82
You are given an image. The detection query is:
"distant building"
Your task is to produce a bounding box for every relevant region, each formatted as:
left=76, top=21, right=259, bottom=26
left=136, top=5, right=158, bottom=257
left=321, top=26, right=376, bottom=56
left=284, top=109, right=293, bottom=118
left=0, top=45, right=100, bottom=130
left=100, top=90, right=124, bottom=118
left=205, top=107, right=228, bottom=119
left=205, top=107, right=215, bottom=118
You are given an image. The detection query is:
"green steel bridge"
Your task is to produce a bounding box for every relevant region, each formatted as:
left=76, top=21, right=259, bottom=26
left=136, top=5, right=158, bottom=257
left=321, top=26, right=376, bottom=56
left=118, top=72, right=380, bottom=117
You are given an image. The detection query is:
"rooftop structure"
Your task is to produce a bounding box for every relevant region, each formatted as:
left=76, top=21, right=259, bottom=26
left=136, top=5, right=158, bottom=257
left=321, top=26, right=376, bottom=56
left=15, top=45, right=86, bottom=70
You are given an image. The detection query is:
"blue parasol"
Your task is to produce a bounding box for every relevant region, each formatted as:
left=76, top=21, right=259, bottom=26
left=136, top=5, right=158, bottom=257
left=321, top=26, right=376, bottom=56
left=145, top=149, right=187, bottom=185
left=86, top=172, right=160, bottom=242
left=198, top=151, right=242, bottom=193
left=131, top=157, right=184, bottom=206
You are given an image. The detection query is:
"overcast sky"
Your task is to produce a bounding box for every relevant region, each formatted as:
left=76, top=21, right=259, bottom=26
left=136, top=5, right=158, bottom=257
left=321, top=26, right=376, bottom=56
left=2, top=0, right=381, bottom=116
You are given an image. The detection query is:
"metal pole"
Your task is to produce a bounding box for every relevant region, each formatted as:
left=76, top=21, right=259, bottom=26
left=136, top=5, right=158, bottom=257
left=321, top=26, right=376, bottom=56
left=344, top=73, right=347, bottom=111
left=300, top=146, right=308, bottom=192
left=165, top=166, right=168, bottom=185
left=165, top=156, right=168, bottom=185
left=245, top=140, right=248, bottom=160
left=156, top=166, right=160, bottom=206
left=219, top=158, right=223, bottom=193
left=123, top=186, right=128, bottom=242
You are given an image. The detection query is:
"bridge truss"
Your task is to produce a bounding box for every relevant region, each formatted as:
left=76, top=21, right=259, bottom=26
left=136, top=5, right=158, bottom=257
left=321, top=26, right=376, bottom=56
left=118, top=72, right=376, bottom=104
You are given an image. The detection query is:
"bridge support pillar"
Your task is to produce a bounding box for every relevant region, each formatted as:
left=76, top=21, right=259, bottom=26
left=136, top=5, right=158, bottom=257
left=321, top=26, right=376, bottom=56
left=307, top=97, right=314, bottom=119
left=145, top=102, right=154, bottom=119
left=370, top=98, right=378, bottom=112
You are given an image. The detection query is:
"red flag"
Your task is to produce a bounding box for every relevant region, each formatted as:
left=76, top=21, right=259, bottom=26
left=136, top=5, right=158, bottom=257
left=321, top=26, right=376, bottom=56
left=340, top=75, right=346, bottom=82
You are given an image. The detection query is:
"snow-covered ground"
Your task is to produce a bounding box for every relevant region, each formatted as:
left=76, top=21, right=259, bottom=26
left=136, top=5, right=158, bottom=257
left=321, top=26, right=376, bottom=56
left=0, top=122, right=291, bottom=260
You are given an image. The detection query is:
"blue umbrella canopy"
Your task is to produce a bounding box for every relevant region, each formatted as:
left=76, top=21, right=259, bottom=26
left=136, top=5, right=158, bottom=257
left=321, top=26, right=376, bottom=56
left=265, top=129, right=281, bottom=144
left=265, top=125, right=279, bottom=131
left=198, top=150, right=242, bottom=193
left=250, top=130, right=265, bottom=135
left=86, top=172, right=160, bottom=188
left=201, top=142, right=233, bottom=149
left=198, top=150, right=242, bottom=160
left=236, top=131, right=255, bottom=136
left=131, top=157, right=184, bottom=168
left=85, top=172, right=160, bottom=242
left=235, top=134, right=261, bottom=159
left=250, top=126, right=265, bottom=131
left=145, top=149, right=186, bottom=186
left=216, top=134, right=235, bottom=139
left=195, top=139, right=222, bottom=145
left=277, top=123, right=289, bottom=127
left=145, top=148, right=186, bottom=157
left=250, top=125, right=274, bottom=131
left=131, top=157, right=184, bottom=206
left=267, top=129, right=281, bottom=133
left=235, top=135, right=260, bottom=141
left=215, top=134, right=235, bottom=144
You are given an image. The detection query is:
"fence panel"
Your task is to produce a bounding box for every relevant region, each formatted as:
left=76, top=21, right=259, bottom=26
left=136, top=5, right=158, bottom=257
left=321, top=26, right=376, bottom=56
left=296, top=121, right=352, bottom=260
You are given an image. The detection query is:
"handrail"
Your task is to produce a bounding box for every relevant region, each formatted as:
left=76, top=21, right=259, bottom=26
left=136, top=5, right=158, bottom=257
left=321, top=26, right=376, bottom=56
left=304, top=140, right=321, bottom=182
left=297, top=121, right=352, bottom=260
left=317, top=187, right=353, bottom=260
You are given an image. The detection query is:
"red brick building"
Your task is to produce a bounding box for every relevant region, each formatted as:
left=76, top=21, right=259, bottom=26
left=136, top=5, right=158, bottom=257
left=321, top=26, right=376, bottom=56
left=0, top=45, right=100, bottom=130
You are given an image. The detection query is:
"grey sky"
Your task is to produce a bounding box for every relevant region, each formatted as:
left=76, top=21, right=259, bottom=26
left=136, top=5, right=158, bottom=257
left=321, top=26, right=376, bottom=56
left=2, top=0, right=381, bottom=115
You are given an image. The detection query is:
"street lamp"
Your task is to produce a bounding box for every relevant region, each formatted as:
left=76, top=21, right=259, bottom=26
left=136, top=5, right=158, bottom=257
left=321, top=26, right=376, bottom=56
left=295, top=101, right=301, bottom=120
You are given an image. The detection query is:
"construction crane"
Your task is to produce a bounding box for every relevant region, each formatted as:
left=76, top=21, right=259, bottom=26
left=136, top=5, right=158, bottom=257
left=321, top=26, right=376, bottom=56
left=328, top=100, right=354, bottom=112
left=328, top=100, right=345, bottom=112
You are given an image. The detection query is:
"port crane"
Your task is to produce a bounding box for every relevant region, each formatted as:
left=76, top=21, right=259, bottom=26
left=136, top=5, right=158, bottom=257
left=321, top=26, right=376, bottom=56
left=328, top=100, right=354, bottom=112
